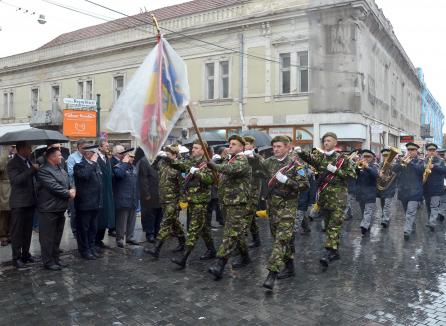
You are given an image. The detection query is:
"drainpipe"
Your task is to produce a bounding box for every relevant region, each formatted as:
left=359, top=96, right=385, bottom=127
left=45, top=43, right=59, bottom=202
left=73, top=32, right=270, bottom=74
left=239, top=33, right=247, bottom=130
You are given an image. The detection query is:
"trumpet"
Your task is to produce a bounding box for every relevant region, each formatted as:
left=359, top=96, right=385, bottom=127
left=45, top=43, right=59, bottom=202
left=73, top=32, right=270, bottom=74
left=357, top=159, right=369, bottom=170
left=400, top=154, right=412, bottom=167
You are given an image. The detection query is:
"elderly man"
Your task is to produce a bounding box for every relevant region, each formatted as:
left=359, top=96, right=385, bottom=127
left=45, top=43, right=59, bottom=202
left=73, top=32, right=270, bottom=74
left=66, top=139, right=88, bottom=236
left=113, top=150, right=139, bottom=247
left=74, top=145, right=103, bottom=260
left=37, top=147, right=75, bottom=270
left=7, top=142, right=38, bottom=269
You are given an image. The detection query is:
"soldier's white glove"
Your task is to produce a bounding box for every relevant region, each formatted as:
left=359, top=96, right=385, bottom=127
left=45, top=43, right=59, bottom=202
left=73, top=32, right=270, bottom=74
left=244, top=150, right=254, bottom=157
left=276, top=171, right=288, bottom=184
left=189, top=167, right=199, bottom=174
left=212, top=154, right=221, bottom=161
left=157, top=151, right=167, bottom=157
left=294, top=146, right=302, bottom=153
left=327, top=164, right=337, bottom=173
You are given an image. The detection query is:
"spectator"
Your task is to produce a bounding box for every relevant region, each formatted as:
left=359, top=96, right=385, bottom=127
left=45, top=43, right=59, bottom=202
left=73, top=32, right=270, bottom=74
left=107, top=144, right=126, bottom=238
left=113, top=149, right=139, bottom=247
left=73, top=145, right=103, bottom=260
left=37, top=147, right=75, bottom=271
left=137, top=148, right=162, bottom=243
left=95, top=140, right=115, bottom=249
left=0, top=147, right=11, bottom=247
left=7, top=141, right=38, bottom=269
left=66, top=139, right=88, bottom=236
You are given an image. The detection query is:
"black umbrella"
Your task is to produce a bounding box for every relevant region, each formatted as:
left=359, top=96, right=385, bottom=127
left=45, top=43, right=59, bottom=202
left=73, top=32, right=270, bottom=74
left=32, top=145, right=70, bottom=161
left=0, top=128, right=69, bottom=145
left=183, top=131, right=226, bottom=145
left=240, top=130, right=272, bottom=147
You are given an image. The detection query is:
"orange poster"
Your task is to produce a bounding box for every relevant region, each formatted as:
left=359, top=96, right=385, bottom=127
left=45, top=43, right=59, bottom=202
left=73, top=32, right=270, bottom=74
left=63, top=110, right=97, bottom=138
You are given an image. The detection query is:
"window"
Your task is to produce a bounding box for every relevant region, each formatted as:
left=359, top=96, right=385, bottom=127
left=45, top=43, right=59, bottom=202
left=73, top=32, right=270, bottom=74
left=2, top=92, right=14, bottom=118
left=280, top=53, right=291, bottom=94
left=298, top=51, right=309, bottom=93
left=77, top=80, right=93, bottom=99
left=113, top=76, right=124, bottom=101
left=51, top=85, right=60, bottom=104
left=205, top=63, right=215, bottom=100
left=220, top=61, right=229, bottom=99
left=31, top=88, right=39, bottom=112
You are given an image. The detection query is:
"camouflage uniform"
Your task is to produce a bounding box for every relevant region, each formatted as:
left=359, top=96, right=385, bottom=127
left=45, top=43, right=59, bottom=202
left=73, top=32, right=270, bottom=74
left=214, top=153, right=251, bottom=259
left=246, top=158, right=263, bottom=236
left=156, top=159, right=185, bottom=242
left=170, top=157, right=214, bottom=249
left=258, top=155, right=309, bottom=272
left=299, top=150, right=356, bottom=250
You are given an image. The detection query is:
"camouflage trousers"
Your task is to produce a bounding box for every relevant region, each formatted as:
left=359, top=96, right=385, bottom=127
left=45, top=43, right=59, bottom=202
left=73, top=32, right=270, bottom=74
left=157, top=202, right=185, bottom=241
left=246, top=202, right=260, bottom=236
left=267, top=203, right=297, bottom=273
left=320, top=206, right=345, bottom=250
left=185, top=202, right=213, bottom=249
left=216, top=204, right=249, bottom=259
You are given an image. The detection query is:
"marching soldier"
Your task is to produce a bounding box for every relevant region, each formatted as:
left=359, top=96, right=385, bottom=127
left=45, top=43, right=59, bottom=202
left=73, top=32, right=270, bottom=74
left=207, top=135, right=252, bottom=280
left=394, top=142, right=424, bottom=240
left=423, top=143, right=446, bottom=232
left=248, top=136, right=308, bottom=290
left=299, top=132, right=356, bottom=268
left=355, top=150, right=378, bottom=236
left=377, top=148, right=398, bottom=228
left=243, top=136, right=262, bottom=248
left=146, top=145, right=186, bottom=258
left=437, top=149, right=446, bottom=222
left=169, top=141, right=216, bottom=268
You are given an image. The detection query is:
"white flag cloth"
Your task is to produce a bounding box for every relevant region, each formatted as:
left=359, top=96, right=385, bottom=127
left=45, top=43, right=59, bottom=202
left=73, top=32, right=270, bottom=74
left=107, top=36, right=190, bottom=162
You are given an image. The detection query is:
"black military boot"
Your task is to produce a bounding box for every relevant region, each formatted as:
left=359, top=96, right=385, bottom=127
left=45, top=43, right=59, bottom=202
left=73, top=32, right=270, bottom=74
left=248, top=233, right=261, bottom=248
left=301, top=215, right=312, bottom=234
left=200, top=243, right=216, bottom=260
left=262, top=271, right=278, bottom=290
left=438, top=214, right=445, bottom=222
left=328, top=248, right=340, bottom=262
left=208, top=257, right=227, bottom=280
left=171, top=248, right=192, bottom=269
left=145, top=240, right=164, bottom=258
left=172, top=236, right=185, bottom=252
left=319, top=248, right=331, bottom=267
left=231, top=252, right=251, bottom=269
left=277, top=260, right=295, bottom=280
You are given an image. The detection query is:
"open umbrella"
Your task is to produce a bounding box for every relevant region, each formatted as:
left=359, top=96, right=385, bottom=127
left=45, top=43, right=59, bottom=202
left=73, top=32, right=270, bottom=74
left=240, top=130, right=272, bottom=147
left=32, top=145, right=70, bottom=161
left=0, top=128, right=69, bottom=145
left=183, top=131, right=226, bottom=145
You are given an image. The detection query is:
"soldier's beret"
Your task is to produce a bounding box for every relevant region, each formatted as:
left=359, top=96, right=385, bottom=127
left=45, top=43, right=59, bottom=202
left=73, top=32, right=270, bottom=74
left=321, top=132, right=338, bottom=142
left=165, top=145, right=180, bottom=155
left=83, top=144, right=99, bottom=152
left=228, top=135, right=246, bottom=146
left=271, top=135, right=290, bottom=145
left=405, top=142, right=420, bottom=150
left=243, top=136, right=256, bottom=144
left=360, top=149, right=375, bottom=157
left=118, top=147, right=135, bottom=155
left=285, top=135, right=293, bottom=143
left=425, top=143, right=438, bottom=150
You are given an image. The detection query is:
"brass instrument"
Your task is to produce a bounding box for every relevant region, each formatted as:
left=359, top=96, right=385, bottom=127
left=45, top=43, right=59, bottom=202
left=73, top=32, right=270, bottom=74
left=377, top=147, right=400, bottom=191
left=357, top=159, right=369, bottom=170
left=400, top=153, right=412, bottom=167
left=423, top=156, right=433, bottom=184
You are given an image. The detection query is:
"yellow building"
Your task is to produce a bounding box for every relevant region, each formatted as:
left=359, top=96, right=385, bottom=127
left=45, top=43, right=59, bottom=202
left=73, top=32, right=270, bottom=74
left=0, top=0, right=421, bottom=152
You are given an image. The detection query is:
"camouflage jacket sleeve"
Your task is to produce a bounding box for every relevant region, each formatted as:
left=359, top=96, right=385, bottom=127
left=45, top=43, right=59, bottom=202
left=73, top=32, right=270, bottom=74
left=194, top=166, right=214, bottom=186
left=298, top=150, right=321, bottom=169
left=170, top=159, right=192, bottom=173
left=334, top=155, right=357, bottom=179
left=248, top=154, right=268, bottom=178
left=214, top=155, right=250, bottom=176
left=285, top=165, right=310, bottom=192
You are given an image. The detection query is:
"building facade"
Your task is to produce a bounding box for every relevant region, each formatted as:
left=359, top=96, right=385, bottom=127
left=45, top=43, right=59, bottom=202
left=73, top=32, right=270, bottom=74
left=0, top=0, right=423, bottom=151
left=417, top=68, right=444, bottom=147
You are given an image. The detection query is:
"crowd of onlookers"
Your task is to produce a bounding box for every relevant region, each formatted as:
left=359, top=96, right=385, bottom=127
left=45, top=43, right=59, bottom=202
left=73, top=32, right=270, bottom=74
left=0, top=139, right=181, bottom=270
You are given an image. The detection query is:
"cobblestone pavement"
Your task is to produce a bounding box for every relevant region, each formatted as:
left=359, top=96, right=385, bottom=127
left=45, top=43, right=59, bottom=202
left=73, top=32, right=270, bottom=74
left=1, top=201, right=446, bottom=326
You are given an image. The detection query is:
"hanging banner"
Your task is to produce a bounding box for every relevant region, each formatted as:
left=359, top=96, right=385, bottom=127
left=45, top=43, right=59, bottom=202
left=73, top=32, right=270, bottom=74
left=63, top=110, right=97, bottom=138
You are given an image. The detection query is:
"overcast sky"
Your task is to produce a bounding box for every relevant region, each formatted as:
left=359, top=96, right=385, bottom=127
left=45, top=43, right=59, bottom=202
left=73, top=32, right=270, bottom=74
left=0, top=0, right=444, bottom=112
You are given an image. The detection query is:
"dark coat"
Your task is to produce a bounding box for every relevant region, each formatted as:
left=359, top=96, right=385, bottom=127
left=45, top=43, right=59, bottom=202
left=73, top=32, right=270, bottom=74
left=376, top=163, right=397, bottom=198
left=355, top=163, right=378, bottom=204
left=97, top=155, right=115, bottom=229
left=113, top=162, right=138, bottom=210
left=74, top=157, right=103, bottom=211
left=138, top=157, right=161, bottom=208
left=37, top=163, right=71, bottom=213
left=423, top=156, right=446, bottom=197
left=7, top=155, right=37, bottom=208
left=395, top=158, right=424, bottom=202
left=347, top=176, right=356, bottom=195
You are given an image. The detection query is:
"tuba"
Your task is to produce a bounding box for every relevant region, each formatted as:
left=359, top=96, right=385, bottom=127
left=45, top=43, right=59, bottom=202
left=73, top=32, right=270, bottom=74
left=377, top=147, right=400, bottom=191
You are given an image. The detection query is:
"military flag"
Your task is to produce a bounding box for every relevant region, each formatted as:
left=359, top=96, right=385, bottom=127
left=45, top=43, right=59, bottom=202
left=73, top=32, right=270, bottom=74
left=107, top=36, right=190, bottom=162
